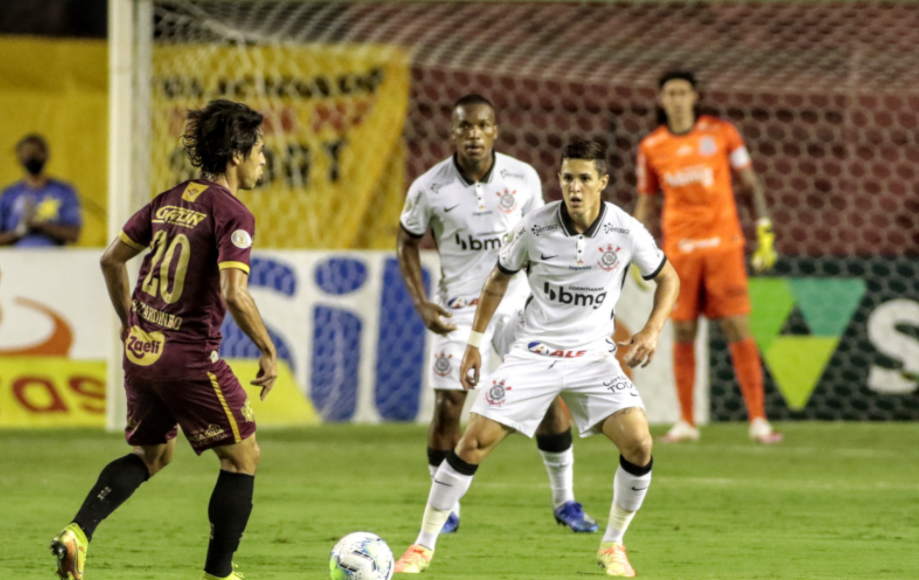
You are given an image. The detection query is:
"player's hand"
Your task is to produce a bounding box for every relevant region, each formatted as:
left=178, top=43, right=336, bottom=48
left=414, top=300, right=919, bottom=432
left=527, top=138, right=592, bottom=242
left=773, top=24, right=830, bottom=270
left=460, top=345, right=482, bottom=390
left=617, top=327, right=660, bottom=368
left=418, top=301, right=458, bottom=336
left=252, top=352, right=278, bottom=400
left=630, top=267, right=651, bottom=292
left=752, top=218, right=777, bottom=273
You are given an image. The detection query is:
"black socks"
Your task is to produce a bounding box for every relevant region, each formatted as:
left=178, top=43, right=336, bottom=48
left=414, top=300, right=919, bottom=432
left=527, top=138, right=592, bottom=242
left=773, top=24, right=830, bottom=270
left=72, top=453, right=150, bottom=542
left=204, top=470, right=255, bottom=578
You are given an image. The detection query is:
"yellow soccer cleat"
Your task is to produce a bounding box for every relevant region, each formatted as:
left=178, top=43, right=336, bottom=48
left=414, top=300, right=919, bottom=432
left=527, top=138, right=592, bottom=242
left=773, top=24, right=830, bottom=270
left=393, top=544, right=433, bottom=574
left=202, top=562, right=244, bottom=580
left=752, top=218, right=777, bottom=273
left=50, top=523, right=88, bottom=580
left=597, top=542, right=636, bottom=577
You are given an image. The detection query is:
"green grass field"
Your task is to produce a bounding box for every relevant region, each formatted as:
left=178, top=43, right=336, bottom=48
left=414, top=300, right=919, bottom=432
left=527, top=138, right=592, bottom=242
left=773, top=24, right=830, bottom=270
left=3, top=423, right=918, bottom=580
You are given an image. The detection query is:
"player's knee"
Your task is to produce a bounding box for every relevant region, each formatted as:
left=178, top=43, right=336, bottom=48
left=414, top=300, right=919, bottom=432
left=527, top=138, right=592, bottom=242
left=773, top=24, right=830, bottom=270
left=433, top=391, right=466, bottom=424
left=622, top=434, right=653, bottom=467
left=135, top=445, right=172, bottom=476
left=454, top=433, right=488, bottom=465
left=673, top=322, right=697, bottom=343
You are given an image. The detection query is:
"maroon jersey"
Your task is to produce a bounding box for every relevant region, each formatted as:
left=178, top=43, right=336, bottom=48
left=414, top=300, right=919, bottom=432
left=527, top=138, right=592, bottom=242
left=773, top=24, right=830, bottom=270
left=119, top=179, right=255, bottom=379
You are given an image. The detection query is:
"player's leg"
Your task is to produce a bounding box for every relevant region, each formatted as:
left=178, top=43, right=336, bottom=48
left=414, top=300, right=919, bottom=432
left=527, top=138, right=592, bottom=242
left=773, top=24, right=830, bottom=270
left=664, top=252, right=703, bottom=442
left=425, top=320, right=471, bottom=532
left=203, top=435, right=260, bottom=580
left=535, top=397, right=598, bottom=532
left=596, top=407, right=652, bottom=577
left=51, top=378, right=177, bottom=580
left=395, top=414, right=512, bottom=573
left=705, top=247, right=781, bottom=444
left=162, top=363, right=260, bottom=580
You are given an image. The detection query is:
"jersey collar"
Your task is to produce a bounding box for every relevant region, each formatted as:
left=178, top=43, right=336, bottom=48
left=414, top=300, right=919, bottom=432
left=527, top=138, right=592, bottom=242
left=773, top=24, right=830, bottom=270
left=452, top=151, right=497, bottom=186
left=557, top=201, right=607, bottom=238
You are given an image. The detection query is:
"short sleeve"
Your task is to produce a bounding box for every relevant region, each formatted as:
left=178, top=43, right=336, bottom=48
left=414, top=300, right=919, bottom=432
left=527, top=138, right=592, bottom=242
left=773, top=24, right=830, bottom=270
left=0, top=191, right=12, bottom=231
left=629, top=216, right=667, bottom=280
left=57, top=186, right=83, bottom=226
left=215, top=205, right=255, bottom=274
left=120, top=204, right=153, bottom=251
left=497, top=221, right=530, bottom=275
left=521, top=167, right=545, bottom=215
left=636, top=144, right=660, bottom=195
left=723, top=122, right=752, bottom=171
left=399, top=180, right=430, bottom=238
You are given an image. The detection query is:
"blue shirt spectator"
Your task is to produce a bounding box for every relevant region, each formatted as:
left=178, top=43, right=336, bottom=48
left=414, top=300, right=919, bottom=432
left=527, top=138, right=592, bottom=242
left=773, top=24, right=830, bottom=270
left=0, top=134, right=82, bottom=247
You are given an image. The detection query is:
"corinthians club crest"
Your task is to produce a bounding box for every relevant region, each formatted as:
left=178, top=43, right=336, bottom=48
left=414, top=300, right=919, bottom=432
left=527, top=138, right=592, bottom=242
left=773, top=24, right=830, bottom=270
left=434, top=351, right=453, bottom=377
left=485, top=379, right=512, bottom=406
left=496, top=188, right=518, bottom=213
left=598, top=244, right=621, bottom=272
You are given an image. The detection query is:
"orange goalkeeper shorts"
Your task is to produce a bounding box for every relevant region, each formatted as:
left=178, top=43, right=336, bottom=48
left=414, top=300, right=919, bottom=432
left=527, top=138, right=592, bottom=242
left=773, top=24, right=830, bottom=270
left=669, top=245, right=751, bottom=322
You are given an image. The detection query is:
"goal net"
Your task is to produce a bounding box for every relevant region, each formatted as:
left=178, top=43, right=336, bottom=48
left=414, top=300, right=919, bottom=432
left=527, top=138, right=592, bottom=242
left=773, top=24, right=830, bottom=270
left=120, top=1, right=919, bottom=424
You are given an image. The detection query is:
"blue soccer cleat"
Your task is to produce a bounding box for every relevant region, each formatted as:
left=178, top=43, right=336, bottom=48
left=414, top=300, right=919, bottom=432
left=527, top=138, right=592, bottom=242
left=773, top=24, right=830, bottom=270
left=441, top=512, right=460, bottom=534
left=554, top=501, right=599, bottom=533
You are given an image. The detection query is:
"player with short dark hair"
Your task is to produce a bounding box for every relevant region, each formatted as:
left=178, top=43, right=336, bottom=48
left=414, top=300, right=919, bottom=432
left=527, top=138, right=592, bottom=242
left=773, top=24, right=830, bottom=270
left=394, top=139, right=680, bottom=576
left=397, top=94, right=597, bottom=537
left=50, top=99, right=276, bottom=580
left=635, top=70, right=781, bottom=443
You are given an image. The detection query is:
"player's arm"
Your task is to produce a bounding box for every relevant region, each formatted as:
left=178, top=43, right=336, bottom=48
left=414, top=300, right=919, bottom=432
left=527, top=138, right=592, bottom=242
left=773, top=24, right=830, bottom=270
left=633, top=195, right=658, bottom=233
left=737, top=167, right=777, bottom=272
left=396, top=226, right=457, bottom=336
left=100, top=237, right=145, bottom=338
left=459, top=266, right=513, bottom=390
left=618, top=260, right=680, bottom=368
left=221, top=268, right=277, bottom=400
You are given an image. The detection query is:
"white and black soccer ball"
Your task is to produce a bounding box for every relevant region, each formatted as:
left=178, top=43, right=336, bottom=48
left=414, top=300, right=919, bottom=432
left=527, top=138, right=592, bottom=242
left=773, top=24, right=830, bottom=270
left=329, top=532, right=394, bottom=580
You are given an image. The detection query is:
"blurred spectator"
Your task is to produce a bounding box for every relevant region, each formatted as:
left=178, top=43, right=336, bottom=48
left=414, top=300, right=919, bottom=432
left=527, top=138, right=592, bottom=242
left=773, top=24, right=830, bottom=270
left=0, top=135, right=82, bottom=247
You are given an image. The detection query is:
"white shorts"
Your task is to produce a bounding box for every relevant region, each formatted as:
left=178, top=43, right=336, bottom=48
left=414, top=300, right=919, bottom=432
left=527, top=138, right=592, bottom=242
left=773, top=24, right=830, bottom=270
left=427, top=293, right=528, bottom=391
left=470, top=350, right=645, bottom=438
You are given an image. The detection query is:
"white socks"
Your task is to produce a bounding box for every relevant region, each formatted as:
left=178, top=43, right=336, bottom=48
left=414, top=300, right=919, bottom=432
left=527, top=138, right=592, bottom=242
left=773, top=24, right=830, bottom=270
left=538, top=448, right=575, bottom=508
left=428, top=462, right=460, bottom=517
left=602, top=457, right=652, bottom=544
left=416, top=460, right=475, bottom=550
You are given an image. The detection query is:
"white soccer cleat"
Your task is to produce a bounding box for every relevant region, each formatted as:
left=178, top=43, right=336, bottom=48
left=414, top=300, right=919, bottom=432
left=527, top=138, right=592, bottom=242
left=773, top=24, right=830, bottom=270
left=660, top=419, right=700, bottom=443
left=749, top=417, right=783, bottom=444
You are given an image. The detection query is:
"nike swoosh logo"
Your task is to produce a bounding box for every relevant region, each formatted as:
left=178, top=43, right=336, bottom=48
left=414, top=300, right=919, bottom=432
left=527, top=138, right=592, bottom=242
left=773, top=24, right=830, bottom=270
left=444, top=205, right=460, bottom=213
left=433, top=479, right=454, bottom=487
left=631, top=486, right=648, bottom=491
left=541, top=254, right=558, bottom=260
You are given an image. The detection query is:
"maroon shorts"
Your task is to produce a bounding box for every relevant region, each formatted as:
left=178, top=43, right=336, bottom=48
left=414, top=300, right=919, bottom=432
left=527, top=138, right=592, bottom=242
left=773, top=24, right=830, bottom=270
left=124, top=360, right=256, bottom=455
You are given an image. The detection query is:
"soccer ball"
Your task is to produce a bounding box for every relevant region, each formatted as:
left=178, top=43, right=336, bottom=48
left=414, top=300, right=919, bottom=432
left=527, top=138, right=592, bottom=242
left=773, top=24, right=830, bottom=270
left=329, top=532, right=394, bottom=580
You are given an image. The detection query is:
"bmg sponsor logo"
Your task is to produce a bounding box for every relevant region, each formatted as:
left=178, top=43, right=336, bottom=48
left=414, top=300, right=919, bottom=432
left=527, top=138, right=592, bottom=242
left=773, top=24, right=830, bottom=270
left=542, top=282, right=607, bottom=310
left=125, top=326, right=165, bottom=366
left=454, top=232, right=506, bottom=251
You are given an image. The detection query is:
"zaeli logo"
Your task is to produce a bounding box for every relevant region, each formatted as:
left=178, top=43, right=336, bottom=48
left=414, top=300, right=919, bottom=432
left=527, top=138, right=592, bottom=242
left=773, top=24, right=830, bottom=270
left=125, top=326, right=165, bottom=366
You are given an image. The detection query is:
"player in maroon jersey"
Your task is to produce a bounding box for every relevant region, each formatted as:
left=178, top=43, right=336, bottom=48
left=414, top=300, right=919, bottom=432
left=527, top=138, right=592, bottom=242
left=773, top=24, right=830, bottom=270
left=50, top=100, right=276, bottom=580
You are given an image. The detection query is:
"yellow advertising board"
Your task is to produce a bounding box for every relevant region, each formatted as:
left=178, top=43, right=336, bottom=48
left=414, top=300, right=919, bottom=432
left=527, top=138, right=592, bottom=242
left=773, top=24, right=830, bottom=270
left=150, top=44, right=410, bottom=249
left=0, top=357, right=318, bottom=429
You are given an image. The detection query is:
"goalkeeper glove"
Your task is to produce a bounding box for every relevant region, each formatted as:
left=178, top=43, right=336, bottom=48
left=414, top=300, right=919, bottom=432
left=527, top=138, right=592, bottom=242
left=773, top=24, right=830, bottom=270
left=752, top=218, right=777, bottom=272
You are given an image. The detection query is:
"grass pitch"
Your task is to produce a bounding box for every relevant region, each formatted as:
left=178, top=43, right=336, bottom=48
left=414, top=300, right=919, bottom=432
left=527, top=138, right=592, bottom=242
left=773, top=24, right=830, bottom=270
left=3, top=422, right=918, bottom=580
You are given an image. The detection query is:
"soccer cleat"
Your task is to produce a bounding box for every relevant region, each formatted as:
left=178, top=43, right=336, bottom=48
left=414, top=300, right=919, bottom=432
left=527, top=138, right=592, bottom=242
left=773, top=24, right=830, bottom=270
left=441, top=511, right=460, bottom=533
left=50, top=523, right=88, bottom=580
left=660, top=419, right=700, bottom=443
left=749, top=418, right=783, bottom=444
left=597, top=542, right=636, bottom=577
left=394, top=544, right=433, bottom=574
left=554, top=501, right=599, bottom=533
left=201, top=563, right=244, bottom=580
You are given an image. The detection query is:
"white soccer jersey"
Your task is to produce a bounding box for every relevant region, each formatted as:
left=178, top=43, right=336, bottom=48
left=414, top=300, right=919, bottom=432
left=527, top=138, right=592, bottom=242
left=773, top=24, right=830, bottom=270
left=498, top=200, right=667, bottom=354
left=400, top=152, right=544, bottom=303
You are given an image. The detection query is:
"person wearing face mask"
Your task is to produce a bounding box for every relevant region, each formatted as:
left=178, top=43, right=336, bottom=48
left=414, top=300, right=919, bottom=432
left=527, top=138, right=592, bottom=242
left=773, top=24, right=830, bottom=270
left=0, top=134, right=82, bottom=247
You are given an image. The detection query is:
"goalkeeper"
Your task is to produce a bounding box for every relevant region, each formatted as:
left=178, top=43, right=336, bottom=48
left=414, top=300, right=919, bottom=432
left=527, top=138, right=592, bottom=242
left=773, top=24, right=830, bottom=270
left=633, top=70, right=781, bottom=444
